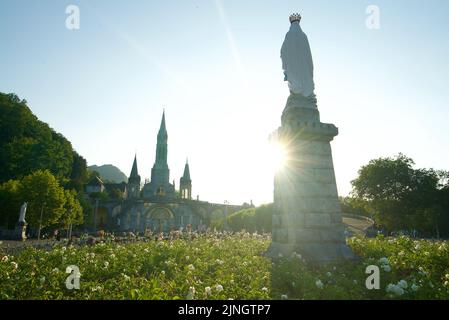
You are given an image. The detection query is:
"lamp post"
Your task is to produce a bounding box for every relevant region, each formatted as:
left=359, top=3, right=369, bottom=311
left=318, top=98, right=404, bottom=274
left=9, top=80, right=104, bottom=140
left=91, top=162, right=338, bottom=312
left=37, top=202, right=45, bottom=241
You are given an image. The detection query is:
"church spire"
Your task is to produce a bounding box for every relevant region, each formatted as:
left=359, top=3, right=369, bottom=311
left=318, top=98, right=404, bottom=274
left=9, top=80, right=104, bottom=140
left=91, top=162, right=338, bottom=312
left=130, top=154, right=139, bottom=178
left=182, top=159, right=191, bottom=181
left=128, top=154, right=141, bottom=199
left=159, top=110, right=167, bottom=136
left=180, top=158, right=192, bottom=200
left=150, top=110, right=170, bottom=195
left=154, top=110, right=168, bottom=168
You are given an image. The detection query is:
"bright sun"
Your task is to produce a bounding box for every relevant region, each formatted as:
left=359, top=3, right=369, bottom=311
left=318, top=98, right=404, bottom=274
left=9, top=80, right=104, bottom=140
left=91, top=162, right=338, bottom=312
left=266, top=141, right=288, bottom=174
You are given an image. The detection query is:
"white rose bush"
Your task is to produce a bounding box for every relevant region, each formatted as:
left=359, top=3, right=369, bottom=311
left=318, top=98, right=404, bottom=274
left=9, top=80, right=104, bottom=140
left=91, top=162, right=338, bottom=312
left=0, top=233, right=448, bottom=300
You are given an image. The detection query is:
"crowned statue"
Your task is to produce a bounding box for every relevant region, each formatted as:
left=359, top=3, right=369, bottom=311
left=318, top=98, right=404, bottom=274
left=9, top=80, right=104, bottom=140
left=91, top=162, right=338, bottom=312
left=281, top=13, right=316, bottom=105
left=268, top=13, right=356, bottom=262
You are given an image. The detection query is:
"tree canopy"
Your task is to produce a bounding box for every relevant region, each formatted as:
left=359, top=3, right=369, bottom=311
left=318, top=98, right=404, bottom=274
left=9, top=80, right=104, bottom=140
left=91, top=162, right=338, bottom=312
left=350, top=154, right=449, bottom=237
left=0, top=170, right=85, bottom=230
left=227, top=204, right=273, bottom=233
left=0, top=92, right=90, bottom=232
left=0, top=92, right=88, bottom=187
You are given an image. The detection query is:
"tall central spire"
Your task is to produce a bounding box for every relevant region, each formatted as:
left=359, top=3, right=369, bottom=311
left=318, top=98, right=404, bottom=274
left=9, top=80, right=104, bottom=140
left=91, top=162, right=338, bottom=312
left=159, top=110, right=167, bottom=135
left=155, top=110, right=168, bottom=169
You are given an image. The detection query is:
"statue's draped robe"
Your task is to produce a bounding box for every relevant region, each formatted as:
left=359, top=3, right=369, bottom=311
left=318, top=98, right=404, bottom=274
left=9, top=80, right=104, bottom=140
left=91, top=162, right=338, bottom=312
left=281, top=22, right=315, bottom=97
left=19, top=203, right=27, bottom=222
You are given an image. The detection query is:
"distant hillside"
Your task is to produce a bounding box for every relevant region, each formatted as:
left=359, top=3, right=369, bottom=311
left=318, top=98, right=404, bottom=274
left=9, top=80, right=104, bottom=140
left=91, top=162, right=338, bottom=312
left=88, top=164, right=128, bottom=183
left=0, top=92, right=88, bottom=190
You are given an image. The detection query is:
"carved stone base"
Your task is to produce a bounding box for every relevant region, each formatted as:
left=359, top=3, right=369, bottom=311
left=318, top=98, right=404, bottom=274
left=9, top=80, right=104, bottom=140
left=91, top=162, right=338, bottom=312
left=267, top=94, right=356, bottom=263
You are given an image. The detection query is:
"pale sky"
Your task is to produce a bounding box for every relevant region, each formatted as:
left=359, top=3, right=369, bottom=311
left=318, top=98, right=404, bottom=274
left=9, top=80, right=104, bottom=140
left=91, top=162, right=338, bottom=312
left=1, top=0, right=448, bottom=206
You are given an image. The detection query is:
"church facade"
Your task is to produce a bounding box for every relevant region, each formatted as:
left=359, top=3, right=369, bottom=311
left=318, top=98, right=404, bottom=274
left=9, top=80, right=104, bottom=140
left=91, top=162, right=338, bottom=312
left=88, top=112, right=246, bottom=233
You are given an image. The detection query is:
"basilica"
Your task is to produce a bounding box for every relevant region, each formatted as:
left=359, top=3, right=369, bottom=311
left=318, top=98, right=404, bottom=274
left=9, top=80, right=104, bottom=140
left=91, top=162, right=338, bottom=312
left=86, top=112, right=245, bottom=233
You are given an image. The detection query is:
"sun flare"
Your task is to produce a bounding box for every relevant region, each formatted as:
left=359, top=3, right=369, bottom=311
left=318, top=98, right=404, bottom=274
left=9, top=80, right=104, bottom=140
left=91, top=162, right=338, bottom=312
left=266, top=140, right=288, bottom=174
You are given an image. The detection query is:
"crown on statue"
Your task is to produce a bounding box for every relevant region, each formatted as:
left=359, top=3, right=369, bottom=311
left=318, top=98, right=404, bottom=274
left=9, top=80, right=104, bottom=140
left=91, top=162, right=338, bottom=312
left=289, top=13, right=301, bottom=23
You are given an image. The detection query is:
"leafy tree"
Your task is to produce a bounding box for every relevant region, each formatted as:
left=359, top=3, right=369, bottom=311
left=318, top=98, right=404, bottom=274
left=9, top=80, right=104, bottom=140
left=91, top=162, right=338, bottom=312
left=339, top=196, right=370, bottom=216
left=109, top=188, right=124, bottom=200
left=87, top=170, right=101, bottom=181
left=60, top=189, right=84, bottom=229
left=0, top=179, right=22, bottom=228
left=227, top=204, right=273, bottom=232
left=77, top=191, right=93, bottom=227
left=67, top=151, right=88, bottom=191
left=0, top=92, right=76, bottom=183
left=17, top=170, right=66, bottom=229
left=351, top=154, right=444, bottom=236
left=89, top=191, right=109, bottom=201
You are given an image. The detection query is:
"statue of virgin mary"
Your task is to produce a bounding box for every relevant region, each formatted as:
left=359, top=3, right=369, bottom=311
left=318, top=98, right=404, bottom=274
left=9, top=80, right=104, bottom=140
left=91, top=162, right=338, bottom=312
left=281, top=13, right=315, bottom=98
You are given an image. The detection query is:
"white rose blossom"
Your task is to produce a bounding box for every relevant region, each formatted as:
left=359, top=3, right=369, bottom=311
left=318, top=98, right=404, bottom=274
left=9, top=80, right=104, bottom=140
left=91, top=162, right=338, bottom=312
left=215, top=284, right=224, bottom=292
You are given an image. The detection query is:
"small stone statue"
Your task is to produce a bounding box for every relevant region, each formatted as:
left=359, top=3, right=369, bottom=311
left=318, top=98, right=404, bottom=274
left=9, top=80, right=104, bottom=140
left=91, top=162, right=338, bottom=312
left=18, top=202, right=27, bottom=223
left=15, top=202, right=28, bottom=241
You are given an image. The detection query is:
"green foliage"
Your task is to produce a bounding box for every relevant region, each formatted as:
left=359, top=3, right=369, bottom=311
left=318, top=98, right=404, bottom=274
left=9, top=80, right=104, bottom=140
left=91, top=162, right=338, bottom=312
left=0, top=170, right=85, bottom=230
left=227, top=204, right=273, bottom=232
left=60, top=189, right=84, bottom=228
left=339, top=196, right=370, bottom=216
left=67, top=152, right=89, bottom=192
left=89, top=191, right=109, bottom=201
left=348, top=236, right=449, bottom=299
left=0, top=92, right=88, bottom=189
left=0, top=93, right=73, bottom=182
left=0, top=233, right=271, bottom=300
left=0, top=180, right=21, bottom=228
left=351, top=154, right=449, bottom=236
left=77, top=192, right=93, bottom=225
left=271, top=235, right=449, bottom=300
left=108, top=188, right=124, bottom=200
left=0, top=92, right=91, bottom=230
left=17, top=170, right=66, bottom=229
left=1, top=234, right=449, bottom=300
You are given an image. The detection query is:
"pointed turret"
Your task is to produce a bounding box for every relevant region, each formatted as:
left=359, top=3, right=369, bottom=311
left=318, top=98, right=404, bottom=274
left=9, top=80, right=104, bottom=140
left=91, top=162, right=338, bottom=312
left=128, top=154, right=141, bottom=199
left=180, top=159, right=192, bottom=200
left=130, top=154, right=139, bottom=178
left=182, top=160, right=191, bottom=181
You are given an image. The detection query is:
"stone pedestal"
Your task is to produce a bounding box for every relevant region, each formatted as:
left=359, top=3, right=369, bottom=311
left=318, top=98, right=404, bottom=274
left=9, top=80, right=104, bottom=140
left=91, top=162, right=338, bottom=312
left=14, top=221, right=27, bottom=241
left=267, top=93, right=355, bottom=263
